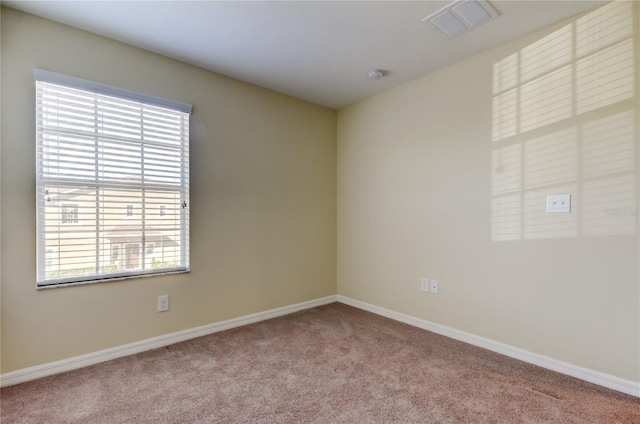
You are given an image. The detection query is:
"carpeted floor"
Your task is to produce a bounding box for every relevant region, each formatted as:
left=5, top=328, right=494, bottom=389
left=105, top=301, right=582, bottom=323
left=0, top=303, right=638, bottom=423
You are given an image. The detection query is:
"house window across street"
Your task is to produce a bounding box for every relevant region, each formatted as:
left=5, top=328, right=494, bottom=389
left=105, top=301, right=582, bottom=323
left=60, top=204, right=79, bottom=224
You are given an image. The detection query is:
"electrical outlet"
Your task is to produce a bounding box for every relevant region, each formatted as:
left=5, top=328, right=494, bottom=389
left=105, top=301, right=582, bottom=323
left=420, top=277, right=430, bottom=292
left=430, top=280, right=439, bottom=294
left=157, top=295, right=169, bottom=312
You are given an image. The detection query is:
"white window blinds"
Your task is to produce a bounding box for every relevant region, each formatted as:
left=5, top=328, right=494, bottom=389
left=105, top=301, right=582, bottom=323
left=35, top=69, right=191, bottom=288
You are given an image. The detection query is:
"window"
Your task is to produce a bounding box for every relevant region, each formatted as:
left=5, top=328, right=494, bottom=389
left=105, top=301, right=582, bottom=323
left=60, top=203, right=79, bottom=224
left=35, top=69, right=191, bottom=288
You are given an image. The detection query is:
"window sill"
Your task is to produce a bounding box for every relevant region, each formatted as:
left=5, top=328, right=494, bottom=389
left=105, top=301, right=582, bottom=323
left=37, top=268, right=190, bottom=290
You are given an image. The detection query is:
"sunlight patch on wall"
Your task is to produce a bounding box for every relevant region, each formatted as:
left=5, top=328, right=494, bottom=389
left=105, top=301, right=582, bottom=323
left=492, top=52, right=518, bottom=94
left=523, top=128, right=578, bottom=190
left=492, top=143, right=521, bottom=195
left=576, top=39, right=634, bottom=115
left=491, top=143, right=521, bottom=241
left=520, top=24, right=572, bottom=83
left=582, top=111, right=636, bottom=178
left=576, top=0, right=632, bottom=56
left=491, top=194, right=521, bottom=241
left=520, top=65, right=573, bottom=133
left=492, top=88, right=518, bottom=141
left=490, top=0, right=637, bottom=241
left=492, top=0, right=634, bottom=143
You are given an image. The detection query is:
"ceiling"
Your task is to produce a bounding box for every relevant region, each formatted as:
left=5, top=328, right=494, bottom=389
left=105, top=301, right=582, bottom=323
left=3, top=0, right=606, bottom=109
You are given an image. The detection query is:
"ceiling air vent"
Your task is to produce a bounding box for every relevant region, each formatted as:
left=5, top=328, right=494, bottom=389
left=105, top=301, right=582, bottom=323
left=423, top=0, right=499, bottom=38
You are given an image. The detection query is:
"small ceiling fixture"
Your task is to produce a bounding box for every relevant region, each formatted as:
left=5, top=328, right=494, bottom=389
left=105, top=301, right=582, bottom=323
left=423, top=0, right=499, bottom=38
left=368, top=69, right=384, bottom=80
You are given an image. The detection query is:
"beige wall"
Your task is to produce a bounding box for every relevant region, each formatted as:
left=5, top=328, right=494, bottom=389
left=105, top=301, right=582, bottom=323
left=0, top=8, right=336, bottom=373
left=338, top=2, right=639, bottom=382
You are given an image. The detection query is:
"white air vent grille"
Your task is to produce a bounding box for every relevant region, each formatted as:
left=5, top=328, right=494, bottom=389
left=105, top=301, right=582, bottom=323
left=423, top=0, right=499, bottom=38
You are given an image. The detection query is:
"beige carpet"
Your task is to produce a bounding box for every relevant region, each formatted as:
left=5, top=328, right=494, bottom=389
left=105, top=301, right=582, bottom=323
left=1, top=303, right=638, bottom=423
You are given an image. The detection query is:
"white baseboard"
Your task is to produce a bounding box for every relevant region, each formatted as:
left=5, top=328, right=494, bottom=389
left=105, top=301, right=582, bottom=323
left=337, top=295, right=640, bottom=398
left=0, top=295, right=338, bottom=388
left=3, top=294, right=638, bottom=398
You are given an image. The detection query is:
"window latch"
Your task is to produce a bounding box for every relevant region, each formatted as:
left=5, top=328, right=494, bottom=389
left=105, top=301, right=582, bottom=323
left=182, top=201, right=187, bottom=209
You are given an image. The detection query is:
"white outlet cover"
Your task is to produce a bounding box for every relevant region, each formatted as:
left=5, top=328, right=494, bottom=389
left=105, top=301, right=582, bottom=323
left=547, top=194, right=571, bottom=213
left=430, top=280, right=439, bottom=294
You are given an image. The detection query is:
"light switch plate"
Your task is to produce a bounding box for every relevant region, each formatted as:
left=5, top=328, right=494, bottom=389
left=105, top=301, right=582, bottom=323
left=547, top=194, right=571, bottom=213
left=421, top=278, right=430, bottom=292
left=157, top=295, right=169, bottom=312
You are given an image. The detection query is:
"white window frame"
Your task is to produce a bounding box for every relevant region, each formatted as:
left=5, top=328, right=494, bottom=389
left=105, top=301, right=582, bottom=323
left=45, top=247, right=58, bottom=270
left=35, top=69, right=192, bottom=288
